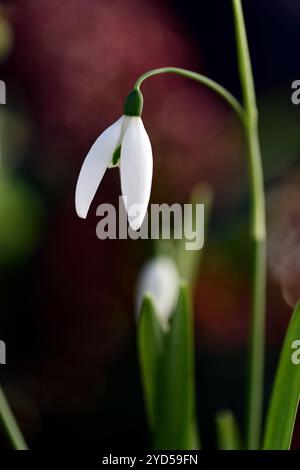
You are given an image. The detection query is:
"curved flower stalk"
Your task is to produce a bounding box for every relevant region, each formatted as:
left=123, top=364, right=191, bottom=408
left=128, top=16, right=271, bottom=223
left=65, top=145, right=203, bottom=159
left=75, top=89, right=153, bottom=231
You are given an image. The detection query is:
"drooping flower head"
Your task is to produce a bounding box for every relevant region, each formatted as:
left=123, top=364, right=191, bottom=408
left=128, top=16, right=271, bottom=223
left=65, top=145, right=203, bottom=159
left=75, top=88, right=153, bottom=231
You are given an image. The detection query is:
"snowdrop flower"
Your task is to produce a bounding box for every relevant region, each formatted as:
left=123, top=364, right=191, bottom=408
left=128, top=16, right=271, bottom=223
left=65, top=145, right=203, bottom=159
left=75, top=89, right=153, bottom=231
left=136, top=256, right=180, bottom=330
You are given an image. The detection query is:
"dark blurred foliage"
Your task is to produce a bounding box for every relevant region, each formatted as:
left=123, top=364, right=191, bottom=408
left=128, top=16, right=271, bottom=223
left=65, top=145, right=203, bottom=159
left=0, top=0, right=299, bottom=449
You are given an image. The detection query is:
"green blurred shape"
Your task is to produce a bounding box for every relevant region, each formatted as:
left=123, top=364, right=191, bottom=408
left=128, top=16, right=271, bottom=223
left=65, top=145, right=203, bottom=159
left=155, top=183, right=213, bottom=289
left=154, top=282, right=199, bottom=449
left=0, top=177, right=43, bottom=266
left=0, top=14, right=13, bottom=62
left=263, top=301, right=300, bottom=450
left=259, top=88, right=300, bottom=180
left=138, top=283, right=200, bottom=450
left=137, top=294, right=164, bottom=430
left=175, top=183, right=213, bottom=288
left=0, top=109, right=31, bottom=171
left=0, top=385, right=28, bottom=450
left=216, top=409, right=242, bottom=450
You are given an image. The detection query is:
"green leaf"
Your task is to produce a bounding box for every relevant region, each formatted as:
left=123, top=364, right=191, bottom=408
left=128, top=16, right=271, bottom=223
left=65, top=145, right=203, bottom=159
left=263, top=301, right=300, bottom=450
left=175, top=184, right=213, bottom=288
left=137, top=294, right=164, bottom=431
left=215, top=410, right=243, bottom=450
left=0, top=385, right=28, bottom=450
left=154, top=282, right=200, bottom=449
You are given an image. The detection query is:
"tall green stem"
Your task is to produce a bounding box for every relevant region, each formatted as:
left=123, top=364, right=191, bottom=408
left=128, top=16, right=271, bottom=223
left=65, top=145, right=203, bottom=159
left=232, top=0, right=266, bottom=450
left=0, top=385, right=28, bottom=450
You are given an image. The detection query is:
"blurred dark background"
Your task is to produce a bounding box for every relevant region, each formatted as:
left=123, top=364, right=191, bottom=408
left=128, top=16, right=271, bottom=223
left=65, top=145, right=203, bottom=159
left=0, top=0, right=299, bottom=449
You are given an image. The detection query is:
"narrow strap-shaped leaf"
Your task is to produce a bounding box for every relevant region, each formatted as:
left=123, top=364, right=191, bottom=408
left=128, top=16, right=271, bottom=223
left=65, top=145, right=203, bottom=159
left=154, top=282, right=200, bottom=449
left=188, top=418, right=201, bottom=451
left=137, top=294, right=164, bottom=430
left=263, top=301, right=300, bottom=450
left=0, top=385, right=28, bottom=450
left=175, top=184, right=213, bottom=288
left=216, top=410, right=242, bottom=450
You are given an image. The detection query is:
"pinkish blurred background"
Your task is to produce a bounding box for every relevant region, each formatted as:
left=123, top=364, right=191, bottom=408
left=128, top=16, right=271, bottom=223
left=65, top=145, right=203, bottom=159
left=0, top=0, right=299, bottom=448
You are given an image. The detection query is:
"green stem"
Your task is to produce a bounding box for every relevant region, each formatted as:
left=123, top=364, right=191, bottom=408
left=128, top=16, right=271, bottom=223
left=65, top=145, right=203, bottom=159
left=134, top=67, right=245, bottom=123
left=232, top=0, right=266, bottom=450
left=0, top=385, right=28, bottom=450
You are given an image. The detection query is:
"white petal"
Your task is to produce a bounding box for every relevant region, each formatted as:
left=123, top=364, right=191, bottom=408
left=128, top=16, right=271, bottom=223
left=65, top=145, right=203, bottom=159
left=75, top=116, right=123, bottom=218
left=120, top=117, right=153, bottom=231
left=136, top=256, right=179, bottom=330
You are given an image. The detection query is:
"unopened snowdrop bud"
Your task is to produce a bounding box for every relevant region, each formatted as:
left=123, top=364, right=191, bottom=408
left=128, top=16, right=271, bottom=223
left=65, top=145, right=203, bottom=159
left=75, top=88, right=152, bottom=231
left=136, top=256, right=180, bottom=330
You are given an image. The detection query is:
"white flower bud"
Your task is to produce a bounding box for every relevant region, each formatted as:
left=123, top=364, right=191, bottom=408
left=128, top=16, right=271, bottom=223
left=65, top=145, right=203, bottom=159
left=136, top=256, right=179, bottom=330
